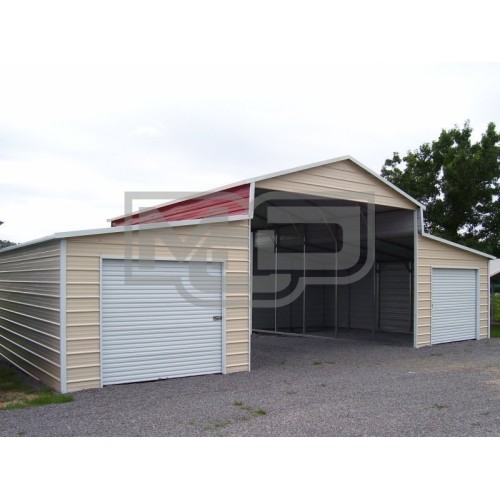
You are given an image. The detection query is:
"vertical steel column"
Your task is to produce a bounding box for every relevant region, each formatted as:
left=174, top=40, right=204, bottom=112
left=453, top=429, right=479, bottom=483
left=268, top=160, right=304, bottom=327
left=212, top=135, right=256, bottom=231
left=373, top=263, right=378, bottom=336
left=409, top=260, right=413, bottom=333
left=302, top=237, right=306, bottom=335
left=334, top=238, right=338, bottom=338
left=274, top=230, right=278, bottom=332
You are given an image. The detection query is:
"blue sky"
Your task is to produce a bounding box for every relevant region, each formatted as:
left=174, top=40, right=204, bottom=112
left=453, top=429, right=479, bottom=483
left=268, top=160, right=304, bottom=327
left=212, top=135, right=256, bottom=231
left=1, top=2, right=499, bottom=243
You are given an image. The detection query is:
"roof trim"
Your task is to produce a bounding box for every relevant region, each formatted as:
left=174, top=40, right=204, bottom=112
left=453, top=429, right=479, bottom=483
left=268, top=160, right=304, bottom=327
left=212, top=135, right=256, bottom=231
left=108, top=155, right=424, bottom=222
left=421, top=232, right=496, bottom=260
left=0, top=214, right=250, bottom=255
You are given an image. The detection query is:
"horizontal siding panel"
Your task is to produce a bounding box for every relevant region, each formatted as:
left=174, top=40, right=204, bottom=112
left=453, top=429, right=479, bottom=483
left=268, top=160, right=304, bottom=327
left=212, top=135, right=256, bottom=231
left=66, top=325, right=99, bottom=339
left=0, top=309, right=59, bottom=337
left=256, top=159, right=416, bottom=209
left=0, top=240, right=61, bottom=391
left=67, top=352, right=99, bottom=368
left=227, top=330, right=250, bottom=343
left=0, top=289, right=59, bottom=309
left=0, top=330, right=60, bottom=364
left=0, top=247, right=59, bottom=264
left=226, top=283, right=250, bottom=295
left=67, top=311, right=100, bottom=324
left=226, top=364, right=247, bottom=373
left=67, top=379, right=100, bottom=391
left=67, top=365, right=100, bottom=381
left=226, top=307, right=249, bottom=319
left=66, top=256, right=100, bottom=269
left=226, top=352, right=249, bottom=369
left=67, top=284, right=99, bottom=297
left=67, top=338, right=100, bottom=353
left=67, top=297, right=100, bottom=311
left=67, top=270, right=100, bottom=283
left=227, top=341, right=249, bottom=355
left=0, top=300, right=59, bottom=324
left=226, top=318, right=249, bottom=331
left=0, top=322, right=60, bottom=351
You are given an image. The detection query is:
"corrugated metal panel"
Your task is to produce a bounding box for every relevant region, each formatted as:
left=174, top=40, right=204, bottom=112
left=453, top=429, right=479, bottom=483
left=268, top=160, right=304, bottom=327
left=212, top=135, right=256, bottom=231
left=349, top=267, right=374, bottom=330
left=255, top=159, right=416, bottom=210
left=336, top=284, right=349, bottom=328
left=0, top=240, right=61, bottom=390
left=417, top=235, right=489, bottom=347
left=112, top=184, right=250, bottom=226
left=379, top=262, right=412, bottom=333
left=101, top=259, right=223, bottom=385
left=431, top=268, right=477, bottom=344
left=376, top=211, right=414, bottom=238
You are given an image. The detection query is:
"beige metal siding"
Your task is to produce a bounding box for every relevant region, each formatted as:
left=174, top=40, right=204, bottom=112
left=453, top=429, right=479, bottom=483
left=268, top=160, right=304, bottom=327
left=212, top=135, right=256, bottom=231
left=65, top=221, right=250, bottom=391
left=256, top=159, right=417, bottom=209
left=0, top=241, right=61, bottom=390
left=417, top=235, right=489, bottom=347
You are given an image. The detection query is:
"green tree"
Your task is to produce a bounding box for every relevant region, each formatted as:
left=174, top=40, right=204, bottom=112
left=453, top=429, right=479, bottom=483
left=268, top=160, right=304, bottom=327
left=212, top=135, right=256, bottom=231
left=0, top=240, right=16, bottom=249
left=381, top=121, right=500, bottom=257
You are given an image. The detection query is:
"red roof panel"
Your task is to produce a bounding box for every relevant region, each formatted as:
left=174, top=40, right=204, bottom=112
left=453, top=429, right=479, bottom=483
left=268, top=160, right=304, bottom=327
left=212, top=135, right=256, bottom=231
left=112, top=184, right=250, bottom=227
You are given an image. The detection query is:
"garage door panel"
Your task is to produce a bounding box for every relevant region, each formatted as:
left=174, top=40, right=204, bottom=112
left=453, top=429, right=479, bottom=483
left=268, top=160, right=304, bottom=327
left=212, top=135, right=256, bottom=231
left=101, top=259, right=223, bottom=385
left=103, top=347, right=223, bottom=363
left=431, top=268, right=477, bottom=345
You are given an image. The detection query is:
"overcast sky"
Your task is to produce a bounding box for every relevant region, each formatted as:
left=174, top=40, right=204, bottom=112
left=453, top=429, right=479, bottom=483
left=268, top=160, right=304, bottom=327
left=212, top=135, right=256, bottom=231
left=1, top=1, right=499, bottom=243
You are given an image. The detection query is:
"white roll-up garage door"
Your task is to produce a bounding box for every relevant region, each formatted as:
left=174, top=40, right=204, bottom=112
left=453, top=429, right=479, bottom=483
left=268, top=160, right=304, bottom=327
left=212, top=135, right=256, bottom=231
left=101, top=259, right=223, bottom=385
left=431, top=268, right=477, bottom=345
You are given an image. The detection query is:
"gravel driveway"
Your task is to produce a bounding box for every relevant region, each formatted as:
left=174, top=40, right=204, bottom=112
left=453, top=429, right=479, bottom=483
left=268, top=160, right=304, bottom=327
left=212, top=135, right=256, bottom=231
left=2, top=334, right=500, bottom=436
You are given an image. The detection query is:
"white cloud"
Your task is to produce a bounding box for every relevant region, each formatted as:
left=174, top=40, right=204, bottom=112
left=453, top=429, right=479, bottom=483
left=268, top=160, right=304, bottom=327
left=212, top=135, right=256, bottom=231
left=133, top=123, right=165, bottom=139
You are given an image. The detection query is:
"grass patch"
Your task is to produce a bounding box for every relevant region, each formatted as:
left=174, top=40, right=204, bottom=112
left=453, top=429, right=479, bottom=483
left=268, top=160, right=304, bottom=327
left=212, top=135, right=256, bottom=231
left=203, top=420, right=232, bottom=432
left=431, top=352, right=443, bottom=357
left=0, top=363, right=28, bottom=393
left=233, top=400, right=267, bottom=418
left=433, top=403, right=448, bottom=410
left=313, top=360, right=335, bottom=366
left=491, top=324, right=500, bottom=339
left=3, top=392, right=73, bottom=410
left=0, top=361, right=74, bottom=411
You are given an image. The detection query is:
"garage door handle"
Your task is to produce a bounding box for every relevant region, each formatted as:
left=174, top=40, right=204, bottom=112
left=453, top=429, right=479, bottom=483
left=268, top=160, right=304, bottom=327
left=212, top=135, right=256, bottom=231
left=213, top=315, right=222, bottom=321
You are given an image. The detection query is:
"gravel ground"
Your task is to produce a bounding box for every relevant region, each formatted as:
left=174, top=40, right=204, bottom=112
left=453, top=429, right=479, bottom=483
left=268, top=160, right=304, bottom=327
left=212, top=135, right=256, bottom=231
left=2, top=333, right=500, bottom=436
